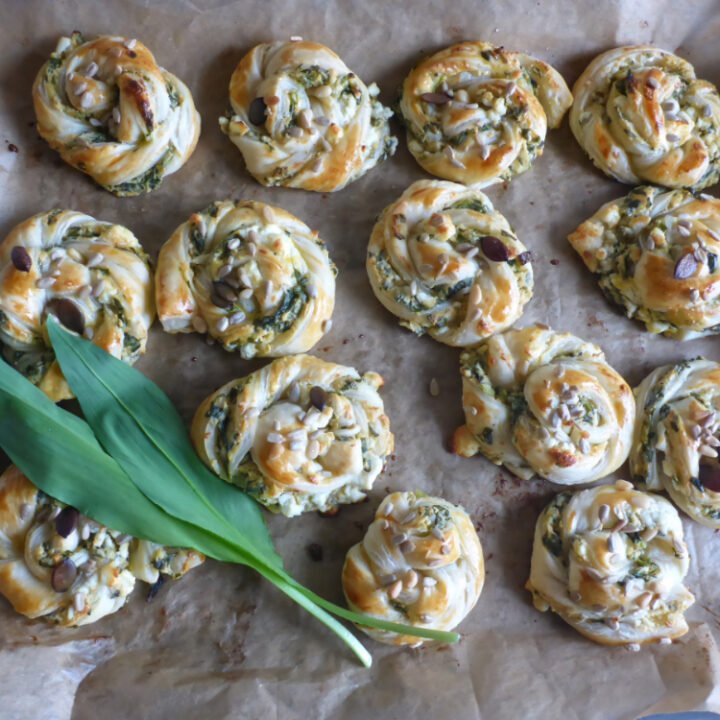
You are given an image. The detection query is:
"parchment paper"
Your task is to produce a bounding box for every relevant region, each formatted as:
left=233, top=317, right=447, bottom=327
left=1, top=1, right=720, bottom=718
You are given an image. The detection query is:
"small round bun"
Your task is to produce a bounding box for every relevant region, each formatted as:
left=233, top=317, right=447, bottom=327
left=570, top=45, right=720, bottom=189
left=367, top=179, right=533, bottom=346
left=342, top=491, right=484, bottom=646
left=33, top=32, right=200, bottom=196
left=453, top=324, right=635, bottom=484
left=632, top=358, right=720, bottom=528
left=191, top=355, right=393, bottom=517
left=527, top=480, right=694, bottom=646
left=219, top=40, right=396, bottom=192
left=399, top=42, right=572, bottom=186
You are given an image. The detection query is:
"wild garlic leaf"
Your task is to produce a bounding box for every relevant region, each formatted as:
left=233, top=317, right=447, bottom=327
left=48, top=318, right=282, bottom=569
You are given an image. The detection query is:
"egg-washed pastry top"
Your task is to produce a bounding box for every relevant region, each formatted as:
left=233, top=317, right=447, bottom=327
left=366, top=179, right=533, bottom=346
left=156, top=200, right=336, bottom=358
left=191, top=354, right=393, bottom=517
left=33, top=32, right=200, bottom=196
left=398, top=41, right=572, bottom=186
left=0, top=466, right=203, bottom=627
left=570, top=45, right=720, bottom=190
left=527, top=480, right=694, bottom=646
left=342, top=491, right=484, bottom=646
left=568, top=186, right=720, bottom=340
left=0, top=210, right=154, bottom=402
left=632, top=358, right=720, bottom=529
left=219, top=40, right=397, bottom=192
left=453, top=324, right=635, bottom=484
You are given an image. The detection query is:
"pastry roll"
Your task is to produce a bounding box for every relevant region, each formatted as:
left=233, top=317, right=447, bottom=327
left=156, top=200, right=335, bottom=357
left=0, top=210, right=154, bottom=401
left=366, top=180, right=533, bottom=346
left=0, top=466, right=203, bottom=626
left=570, top=46, right=720, bottom=189
left=398, top=42, right=572, bottom=186
left=191, top=355, right=393, bottom=517
left=219, top=40, right=396, bottom=192
left=568, top=186, right=720, bottom=340
left=452, top=324, right=635, bottom=484
left=33, top=32, right=200, bottom=196
left=632, top=359, right=720, bottom=528
left=527, top=480, right=695, bottom=646
left=342, top=491, right=484, bottom=646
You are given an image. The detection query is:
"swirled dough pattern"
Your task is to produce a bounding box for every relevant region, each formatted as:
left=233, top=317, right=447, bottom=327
left=342, top=491, right=484, bottom=646
left=0, top=466, right=203, bottom=626
left=219, top=40, right=396, bottom=192
left=367, top=180, right=533, bottom=345
left=568, top=186, right=720, bottom=339
left=156, top=201, right=336, bottom=358
left=527, top=480, right=694, bottom=646
left=570, top=45, right=720, bottom=189
left=398, top=42, right=572, bottom=186
left=453, top=325, right=635, bottom=484
left=33, top=32, right=200, bottom=196
left=632, top=359, right=720, bottom=528
left=191, top=355, right=393, bottom=517
left=0, top=210, right=154, bottom=401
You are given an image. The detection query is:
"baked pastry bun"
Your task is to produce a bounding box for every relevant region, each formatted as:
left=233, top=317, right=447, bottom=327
left=398, top=42, right=572, bottom=186
left=219, top=40, right=396, bottom=192
left=0, top=210, right=154, bottom=401
left=191, top=355, right=393, bottom=517
left=0, top=466, right=203, bottom=626
left=156, top=200, right=335, bottom=358
left=453, top=324, right=635, bottom=484
left=33, top=32, right=200, bottom=196
left=570, top=45, right=720, bottom=189
left=527, top=480, right=695, bottom=646
left=568, top=186, right=720, bottom=340
left=632, top=359, right=720, bottom=528
left=342, top=491, right=484, bottom=646
left=367, top=179, right=533, bottom=345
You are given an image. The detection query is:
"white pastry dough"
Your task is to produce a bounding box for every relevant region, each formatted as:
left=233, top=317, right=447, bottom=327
left=527, top=480, right=694, bottom=646
left=191, top=355, right=393, bottom=517
left=568, top=186, right=720, bottom=340
left=342, top=491, right=484, bottom=646
left=570, top=45, right=720, bottom=189
left=367, top=180, right=533, bottom=346
left=156, top=200, right=335, bottom=358
left=0, top=210, right=154, bottom=401
left=632, top=359, right=720, bottom=528
left=33, top=32, right=200, bottom=196
left=219, top=40, right=396, bottom=192
left=0, top=466, right=203, bottom=626
left=399, top=42, right=572, bottom=186
left=453, top=324, right=635, bottom=484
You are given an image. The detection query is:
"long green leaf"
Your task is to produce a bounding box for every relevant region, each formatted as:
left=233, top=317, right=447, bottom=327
left=48, top=318, right=282, bottom=569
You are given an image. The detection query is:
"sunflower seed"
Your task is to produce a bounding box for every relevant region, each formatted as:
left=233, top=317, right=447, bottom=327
left=383, top=502, right=394, bottom=517
left=85, top=61, right=98, bottom=78
left=262, top=206, right=276, bottom=224
left=636, top=592, right=653, bottom=608
left=699, top=412, right=716, bottom=428
left=36, top=276, right=56, bottom=289
left=298, top=109, right=313, bottom=130
left=641, top=527, right=658, bottom=543
left=399, top=540, right=416, bottom=554
left=598, top=504, right=611, bottom=524
left=313, top=85, right=332, bottom=98
left=420, top=92, right=451, bottom=105
left=229, top=311, right=246, bottom=325
left=381, top=573, right=398, bottom=586
left=405, top=570, right=418, bottom=589
left=672, top=539, right=687, bottom=557
left=703, top=104, right=713, bottom=118
left=87, top=252, right=104, bottom=268
left=287, top=126, right=303, bottom=138
left=615, top=480, right=634, bottom=491
left=80, top=92, right=94, bottom=108
left=605, top=617, right=620, bottom=630
left=422, top=576, right=437, bottom=588
left=73, top=592, right=86, bottom=612
left=700, top=444, right=718, bottom=458
left=267, top=432, right=284, bottom=444
left=125, top=38, right=137, bottom=50
left=216, top=317, right=229, bottom=332
left=392, top=533, right=408, bottom=545
left=217, top=264, right=233, bottom=278
left=666, top=132, right=681, bottom=142
left=607, top=533, right=621, bottom=553
left=307, top=440, right=320, bottom=459
left=646, top=77, right=659, bottom=89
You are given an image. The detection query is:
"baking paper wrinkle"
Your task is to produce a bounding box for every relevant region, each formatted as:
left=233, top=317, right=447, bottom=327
left=0, top=1, right=719, bottom=718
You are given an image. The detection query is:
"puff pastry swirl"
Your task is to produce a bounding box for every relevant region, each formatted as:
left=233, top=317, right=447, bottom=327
left=568, top=186, right=720, bottom=340
left=570, top=45, right=720, bottom=189
left=342, top=491, right=484, bottom=646
left=0, top=210, right=154, bottom=401
left=156, top=201, right=335, bottom=358
left=632, top=359, right=720, bottom=528
left=527, top=480, right=694, bottom=646
left=367, top=180, right=533, bottom=345
left=0, top=466, right=203, bottom=626
left=33, top=32, right=200, bottom=196
left=191, top=355, right=393, bottom=517
left=398, top=42, right=572, bottom=186
left=453, top=325, right=635, bottom=484
left=219, top=40, right=396, bottom=192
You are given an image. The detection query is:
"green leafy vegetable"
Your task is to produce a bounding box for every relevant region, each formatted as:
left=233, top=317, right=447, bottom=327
left=0, top=320, right=459, bottom=667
